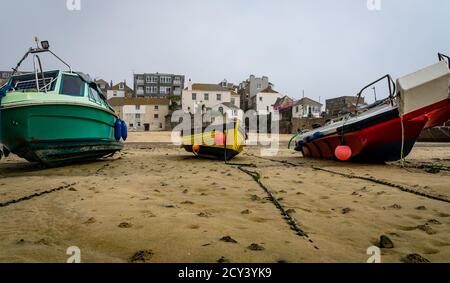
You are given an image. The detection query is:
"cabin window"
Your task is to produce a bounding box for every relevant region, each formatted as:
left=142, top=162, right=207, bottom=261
left=61, top=75, right=84, bottom=97
left=88, top=87, right=104, bottom=105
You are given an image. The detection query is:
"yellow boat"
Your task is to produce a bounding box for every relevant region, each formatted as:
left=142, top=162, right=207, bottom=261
left=181, top=119, right=245, bottom=161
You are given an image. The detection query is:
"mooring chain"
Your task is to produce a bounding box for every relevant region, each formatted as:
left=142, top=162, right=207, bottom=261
left=0, top=183, right=77, bottom=208
left=229, top=163, right=319, bottom=250
left=244, top=153, right=304, bottom=167
left=311, top=166, right=450, bottom=204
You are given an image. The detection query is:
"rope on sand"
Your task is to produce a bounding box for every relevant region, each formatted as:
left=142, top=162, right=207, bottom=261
left=311, top=166, right=450, bottom=204
left=0, top=183, right=77, bottom=208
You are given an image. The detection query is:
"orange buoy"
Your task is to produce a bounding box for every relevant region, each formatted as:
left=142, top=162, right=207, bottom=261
left=192, top=144, right=201, bottom=154
left=335, top=145, right=352, bottom=161
left=214, top=131, right=226, bottom=145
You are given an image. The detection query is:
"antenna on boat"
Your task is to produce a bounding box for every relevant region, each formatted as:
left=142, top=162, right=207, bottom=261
left=34, top=36, right=40, bottom=48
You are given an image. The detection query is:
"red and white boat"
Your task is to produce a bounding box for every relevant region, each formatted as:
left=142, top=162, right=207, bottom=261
left=292, top=54, right=450, bottom=162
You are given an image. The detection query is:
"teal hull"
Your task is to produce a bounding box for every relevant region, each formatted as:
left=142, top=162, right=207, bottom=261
left=0, top=103, right=123, bottom=166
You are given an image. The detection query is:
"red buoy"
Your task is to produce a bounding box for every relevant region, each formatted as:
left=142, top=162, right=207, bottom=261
left=214, top=132, right=226, bottom=145
left=335, top=145, right=352, bottom=161
left=192, top=144, right=201, bottom=154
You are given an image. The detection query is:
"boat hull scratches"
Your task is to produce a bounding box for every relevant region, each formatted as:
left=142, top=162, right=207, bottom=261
left=14, top=139, right=123, bottom=167
left=299, top=114, right=428, bottom=162
left=183, top=145, right=242, bottom=161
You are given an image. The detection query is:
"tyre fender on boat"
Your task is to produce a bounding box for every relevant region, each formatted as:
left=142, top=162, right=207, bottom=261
left=114, top=119, right=122, bottom=141
left=121, top=120, right=128, bottom=141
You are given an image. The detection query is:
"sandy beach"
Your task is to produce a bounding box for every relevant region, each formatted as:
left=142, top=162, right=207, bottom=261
left=0, top=132, right=449, bottom=263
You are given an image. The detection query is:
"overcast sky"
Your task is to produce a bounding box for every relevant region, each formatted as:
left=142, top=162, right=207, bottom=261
left=1, top=0, right=449, bottom=103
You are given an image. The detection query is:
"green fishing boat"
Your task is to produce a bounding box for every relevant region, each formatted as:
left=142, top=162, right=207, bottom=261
left=0, top=39, right=126, bottom=166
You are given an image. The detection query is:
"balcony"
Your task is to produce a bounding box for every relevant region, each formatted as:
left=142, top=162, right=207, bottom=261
left=136, top=79, right=145, bottom=85
left=136, top=89, right=144, bottom=95
left=173, top=80, right=182, bottom=86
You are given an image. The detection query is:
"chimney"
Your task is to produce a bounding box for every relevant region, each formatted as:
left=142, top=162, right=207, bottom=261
left=188, top=78, right=193, bottom=91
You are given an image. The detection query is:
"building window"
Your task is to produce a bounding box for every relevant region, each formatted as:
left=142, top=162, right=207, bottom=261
left=154, top=105, right=159, bottom=110
left=160, top=76, right=172, bottom=84
left=296, top=106, right=299, bottom=113
left=159, top=123, right=163, bottom=128
left=146, top=86, right=151, bottom=93
left=231, top=98, right=235, bottom=105
left=151, top=86, right=157, bottom=93
left=259, top=96, right=262, bottom=102
left=160, top=86, right=171, bottom=94
left=151, top=76, right=158, bottom=83
left=257, top=83, right=262, bottom=89
left=146, top=76, right=151, bottom=83
left=136, top=105, right=140, bottom=110
left=113, top=91, right=117, bottom=97
left=154, top=114, right=159, bottom=119
left=192, top=93, right=197, bottom=100
left=267, top=106, right=269, bottom=111
left=216, top=93, right=221, bottom=101
left=130, top=123, right=134, bottom=127
left=136, top=113, right=141, bottom=119
left=138, top=122, right=141, bottom=127
left=204, top=93, right=209, bottom=101
left=218, top=107, right=224, bottom=114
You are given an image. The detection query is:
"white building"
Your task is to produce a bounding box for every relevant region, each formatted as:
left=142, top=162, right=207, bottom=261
left=210, top=102, right=243, bottom=124
left=292, top=97, right=323, bottom=118
left=106, top=81, right=133, bottom=100
left=250, top=86, right=283, bottom=114
left=109, top=97, right=170, bottom=131
left=182, top=81, right=241, bottom=114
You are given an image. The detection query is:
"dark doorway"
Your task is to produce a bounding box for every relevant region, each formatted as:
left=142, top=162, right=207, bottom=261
left=144, top=124, right=150, bottom=131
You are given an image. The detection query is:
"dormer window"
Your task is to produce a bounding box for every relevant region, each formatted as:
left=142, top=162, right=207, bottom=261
left=119, top=83, right=124, bottom=90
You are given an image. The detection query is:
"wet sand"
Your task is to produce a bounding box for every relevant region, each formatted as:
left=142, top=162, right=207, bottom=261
left=0, top=132, right=449, bottom=263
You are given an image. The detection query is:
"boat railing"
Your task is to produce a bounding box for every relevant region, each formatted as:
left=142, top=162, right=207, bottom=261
left=354, top=74, right=396, bottom=115
left=438, top=53, right=450, bottom=68
left=8, top=38, right=72, bottom=95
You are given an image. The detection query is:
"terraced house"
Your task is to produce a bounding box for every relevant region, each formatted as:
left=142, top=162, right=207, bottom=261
left=134, top=72, right=184, bottom=98
left=106, top=81, right=133, bottom=100
left=181, top=80, right=241, bottom=114
left=108, top=97, right=170, bottom=132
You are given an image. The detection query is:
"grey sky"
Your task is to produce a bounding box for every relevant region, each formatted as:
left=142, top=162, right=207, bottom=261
left=1, top=0, right=449, bottom=103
